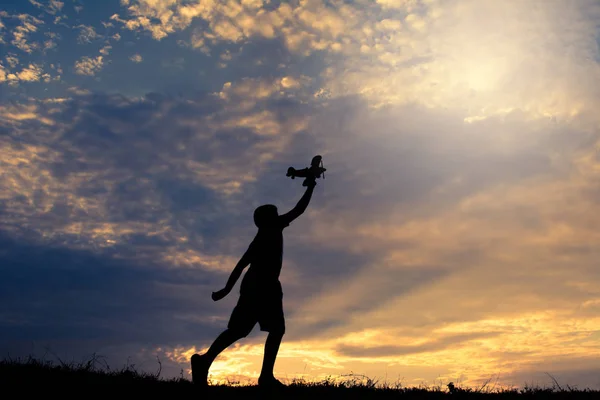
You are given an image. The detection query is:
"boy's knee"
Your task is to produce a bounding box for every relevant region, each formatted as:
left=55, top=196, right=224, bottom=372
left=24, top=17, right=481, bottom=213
left=230, top=327, right=252, bottom=339
left=271, top=326, right=285, bottom=337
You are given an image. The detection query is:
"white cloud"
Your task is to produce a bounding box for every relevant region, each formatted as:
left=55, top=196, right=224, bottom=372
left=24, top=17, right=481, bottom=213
left=112, top=0, right=600, bottom=125
left=43, top=39, right=57, bottom=51
left=215, top=76, right=314, bottom=110
left=50, top=0, right=64, bottom=13
left=67, top=86, right=91, bottom=95
left=49, top=63, right=62, bottom=75
left=305, top=0, right=600, bottom=123
left=280, top=76, right=301, bottom=89
left=28, top=0, right=43, bottom=9
left=74, top=55, right=104, bottom=76
left=76, top=24, right=99, bottom=44
left=110, top=0, right=402, bottom=58
left=16, top=64, right=44, bottom=81
left=376, top=0, right=420, bottom=11
left=1, top=63, right=51, bottom=85
left=29, top=0, right=64, bottom=15
left=43, top=31, right=60, bottom=52
left=99, top=45, right=112, bottom=55
left=5, top=54, right=19, bottom=68
left=129, top=53, right=143, bottom=63
left=11, top=14, right=44, bottom=53
left=0, top=90, right=306, bottom=257
left=0, top=15, right=6, bottom=44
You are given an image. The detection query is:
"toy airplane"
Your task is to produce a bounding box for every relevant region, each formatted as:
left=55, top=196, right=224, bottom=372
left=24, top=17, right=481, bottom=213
left=286, top=155, right=326, bottom=186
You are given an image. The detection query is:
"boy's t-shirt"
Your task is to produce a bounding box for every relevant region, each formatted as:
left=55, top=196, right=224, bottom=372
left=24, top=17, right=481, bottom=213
left=239, top=216, right=290, bottom=296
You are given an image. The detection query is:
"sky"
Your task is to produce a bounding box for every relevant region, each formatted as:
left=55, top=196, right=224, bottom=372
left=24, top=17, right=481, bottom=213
left=1, top=0, right=600, bottom=390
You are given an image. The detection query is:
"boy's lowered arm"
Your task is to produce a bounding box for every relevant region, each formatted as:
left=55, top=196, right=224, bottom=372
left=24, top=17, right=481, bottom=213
left=280, top=181, right=315, bottom=226
left=212, top=248, right=252, bottom=301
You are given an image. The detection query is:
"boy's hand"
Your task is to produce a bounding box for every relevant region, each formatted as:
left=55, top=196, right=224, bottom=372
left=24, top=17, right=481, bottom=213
left=211, top=288, right=230, bottom=301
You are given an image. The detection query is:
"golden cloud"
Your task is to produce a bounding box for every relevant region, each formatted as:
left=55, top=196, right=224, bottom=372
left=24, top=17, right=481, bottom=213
left=112, top=0, right=600, bottom=124
left=159, top=309, right=600, bottom=387
left=74, top=55, right=104, bottom=76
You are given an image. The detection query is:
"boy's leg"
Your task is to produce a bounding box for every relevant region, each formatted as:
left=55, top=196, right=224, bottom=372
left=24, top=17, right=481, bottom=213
left=205, top=328, right=247, bottom=363
left=259, top=329, right=285, bottom=381
left=258, top=288, right=286, bottom=386
left=192, top=296, right=256, bottom=386
left=192, top=328, right=247, bottom=386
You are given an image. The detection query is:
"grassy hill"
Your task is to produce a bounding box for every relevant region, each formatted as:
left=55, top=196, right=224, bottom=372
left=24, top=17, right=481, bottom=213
left=2, top=356, right=598, bottom=399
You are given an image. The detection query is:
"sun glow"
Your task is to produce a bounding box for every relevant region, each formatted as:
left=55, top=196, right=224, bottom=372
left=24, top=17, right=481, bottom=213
left=158, top=309, right=600, bottom=388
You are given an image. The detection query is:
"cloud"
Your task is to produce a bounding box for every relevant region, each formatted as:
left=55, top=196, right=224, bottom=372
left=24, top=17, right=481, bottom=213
left=76, top=24, right=99, bottom=44
left=14, top=64, right=45, bottom=82
left=112, top=0, right=362, bottom=55
left=67, top=86, right=91, bottom=95
left=1, top=63, right=51, bottom=85
left=0, top=82, right=322, bottom=374
left=2, top=0, right=600, bottom=390
left=376, top=0, right=418, bottom=10
left=2, top=78, right=600, bottom=388
left=109, top=0, right=600, bottom=129
left=29, top=0, right=64, bottom=15
left=111, top=0, right=600, bottom=123
left=99, top=45, right=112, bottom=55
left=335, top=332, right=501, bottom=358
left=43, top=31, right=59, bottom=51
left=74, top=55, right=104, bottom=75
left=0, top=231, right=216, bottom=350
left=0, top=76, right=313, bottom=260
left=11, top=14, right=44, bottom=53
left=317, top=0, right=600, bottom=119
left=5, top=55, right=19, bottom=68
left=129, top=53, right=142, bottom=63
left=159, top=309, right=600, bottom=387
left=216, top=76, right=315, bottom=110
left=0, top=17, right=6, bottom=44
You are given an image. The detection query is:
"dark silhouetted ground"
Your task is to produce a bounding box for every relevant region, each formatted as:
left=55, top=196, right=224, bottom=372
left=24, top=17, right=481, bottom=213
left=1, top=356, right=598, bottom=399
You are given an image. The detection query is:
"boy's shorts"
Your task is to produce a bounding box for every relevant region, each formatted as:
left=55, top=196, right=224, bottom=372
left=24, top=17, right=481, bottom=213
left=228, top=288, right=285, bottom=334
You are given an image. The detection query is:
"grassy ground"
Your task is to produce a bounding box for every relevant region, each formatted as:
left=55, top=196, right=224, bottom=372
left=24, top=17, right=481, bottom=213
left=2, top=356, right=598, bottom=399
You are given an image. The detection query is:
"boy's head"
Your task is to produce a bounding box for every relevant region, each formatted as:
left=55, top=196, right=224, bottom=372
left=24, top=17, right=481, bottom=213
left=254, top=204, right=278, bottom=228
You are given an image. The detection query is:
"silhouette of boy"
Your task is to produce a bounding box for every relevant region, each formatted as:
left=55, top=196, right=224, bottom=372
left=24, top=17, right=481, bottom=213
left=191, top=179, right=316, bottom=388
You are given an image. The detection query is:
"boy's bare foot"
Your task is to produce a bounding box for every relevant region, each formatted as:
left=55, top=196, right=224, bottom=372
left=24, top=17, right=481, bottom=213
left=258, top=375, right=286, bottom=388
left=191, top=353, right=210, bottom=387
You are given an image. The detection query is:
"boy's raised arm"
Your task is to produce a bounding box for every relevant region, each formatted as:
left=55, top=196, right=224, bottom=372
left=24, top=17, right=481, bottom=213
left=279, top=181, right=316, bottom=226
left=212, top=248, right=253, bottom=301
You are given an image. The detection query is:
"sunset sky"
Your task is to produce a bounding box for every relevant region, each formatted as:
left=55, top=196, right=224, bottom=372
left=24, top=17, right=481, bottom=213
left=1, top=0, right=600, bottom=390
